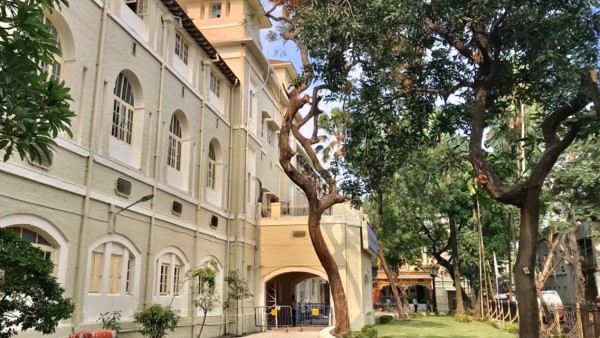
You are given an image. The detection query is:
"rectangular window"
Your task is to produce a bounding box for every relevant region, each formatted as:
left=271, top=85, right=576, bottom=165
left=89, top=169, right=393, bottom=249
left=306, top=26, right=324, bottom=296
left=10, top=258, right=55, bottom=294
left=175, top=33, right=189, bottom=65
left=173, top=265, right=182, bottom=295
left=108, top=255, right=123, bottom=294
left=207, top=161, right=216, bottom=189
left=124, top=0, right=148, bottom=18
left=89, top=252, right=104, bottom=293
left=210, top=72, right=221, bottom=98
left=160, top=263, right=170, bottom=295
left=249, top=91, right=254, bottom=120
left=210, top=3, right=222, bottom=18
left=267, top=125, right=275, bottom=146
left=125, top=258, right=133, bottom=294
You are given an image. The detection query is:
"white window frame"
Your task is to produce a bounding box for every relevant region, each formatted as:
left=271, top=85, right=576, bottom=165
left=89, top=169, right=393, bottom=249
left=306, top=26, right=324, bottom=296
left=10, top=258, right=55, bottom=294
left=168, top=115, right=182, bottom=170
left=207, top=143, right=216, bottom=189
left=210, top=72, right=221, bottom=98
left=112, top=73, right=135, bottom=144
left=159, top=263, right=170, bottom=295
left=41, top=17, right=62, bottom=82
left=175, top=32, right=189, bottom=65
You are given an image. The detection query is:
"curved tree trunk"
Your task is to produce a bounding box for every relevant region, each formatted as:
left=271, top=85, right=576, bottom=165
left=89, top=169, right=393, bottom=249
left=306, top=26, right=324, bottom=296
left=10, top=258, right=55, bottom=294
left=515, top=187, right=541, bottom=338
left=377, top=245, right=407, bottom=318
left=307, top=212, right=350, bottom=335
left=449, top=216, right=465, bottom=315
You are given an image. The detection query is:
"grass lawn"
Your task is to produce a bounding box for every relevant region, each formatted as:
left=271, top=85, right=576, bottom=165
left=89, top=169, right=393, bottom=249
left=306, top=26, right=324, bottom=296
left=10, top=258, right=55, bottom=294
left=375, top=316, right=517, bottom=338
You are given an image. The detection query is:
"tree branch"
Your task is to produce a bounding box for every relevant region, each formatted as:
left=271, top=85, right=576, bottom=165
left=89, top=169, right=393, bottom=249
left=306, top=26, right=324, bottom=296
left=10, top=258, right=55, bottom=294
left=423, top=17, right=473, bottom=62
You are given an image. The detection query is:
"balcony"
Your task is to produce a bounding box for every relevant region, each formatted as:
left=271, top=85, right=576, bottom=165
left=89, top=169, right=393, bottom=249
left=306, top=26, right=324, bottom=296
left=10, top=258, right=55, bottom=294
left=260, top=202, right=332, bottom=219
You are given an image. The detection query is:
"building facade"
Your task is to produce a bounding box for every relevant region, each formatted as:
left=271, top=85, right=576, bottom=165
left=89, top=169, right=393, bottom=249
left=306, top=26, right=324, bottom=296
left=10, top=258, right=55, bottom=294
left=2, top=0, right=375, bottom=337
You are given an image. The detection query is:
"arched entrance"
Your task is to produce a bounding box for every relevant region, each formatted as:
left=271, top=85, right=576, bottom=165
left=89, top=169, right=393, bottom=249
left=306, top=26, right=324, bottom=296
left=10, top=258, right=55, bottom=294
left=257, top=268, right=332, bottom=329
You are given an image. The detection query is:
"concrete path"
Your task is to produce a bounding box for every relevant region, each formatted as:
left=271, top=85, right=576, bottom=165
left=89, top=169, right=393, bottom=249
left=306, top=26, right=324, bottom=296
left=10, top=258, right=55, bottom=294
left=245, top=327, right=324, bottom=338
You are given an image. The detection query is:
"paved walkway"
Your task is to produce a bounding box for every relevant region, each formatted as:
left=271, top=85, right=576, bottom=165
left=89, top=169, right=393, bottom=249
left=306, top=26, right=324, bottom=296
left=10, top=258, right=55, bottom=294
left=246, top=327, right=324, bottom=338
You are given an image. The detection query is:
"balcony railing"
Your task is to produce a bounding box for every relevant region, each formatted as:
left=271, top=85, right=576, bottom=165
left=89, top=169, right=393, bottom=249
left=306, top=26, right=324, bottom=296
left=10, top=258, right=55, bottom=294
left=260, top=202, right=332, bottom=219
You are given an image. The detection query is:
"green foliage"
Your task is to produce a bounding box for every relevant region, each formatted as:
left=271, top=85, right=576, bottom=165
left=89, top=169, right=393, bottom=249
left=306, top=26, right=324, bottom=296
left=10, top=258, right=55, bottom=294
left=97, top=311, right=122, bottom=335
left=133, top=304, right=180, bottom=338
left=455, top=315, right=472, bottom=323
left=505, top=323, right=519, bottom=334
left=0, top=228, right=74, bottom=338
left=0, top=0, right=75, bottom=164
left=377, top=315, right=393, bottom=324
left=343, top=325, right=378, bottom=338
left=223, top=269, right=252, bottom=310
left=187, top=264, right=219, bottom=338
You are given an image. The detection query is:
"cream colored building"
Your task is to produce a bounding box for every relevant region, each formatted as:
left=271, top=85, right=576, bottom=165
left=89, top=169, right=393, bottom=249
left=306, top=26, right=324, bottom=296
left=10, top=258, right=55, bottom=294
left=1, top=0, right=375, bottom=337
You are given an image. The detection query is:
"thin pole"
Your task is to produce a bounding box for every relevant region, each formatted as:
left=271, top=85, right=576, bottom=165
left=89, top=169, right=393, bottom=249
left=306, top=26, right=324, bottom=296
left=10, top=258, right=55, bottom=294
left=477, top=199, right=484, bottom=317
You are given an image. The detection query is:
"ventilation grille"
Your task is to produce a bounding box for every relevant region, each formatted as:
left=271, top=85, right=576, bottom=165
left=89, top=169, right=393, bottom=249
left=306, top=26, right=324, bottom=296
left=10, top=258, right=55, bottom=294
left=172, top=201, right=183, bottom=215
left=210, top=215, right=218, bottom=228
left=292, top=231, right=307, bottom=239
left=115, top=178, right=132, bottom=197
left=28, top=153, right=53, bottom=169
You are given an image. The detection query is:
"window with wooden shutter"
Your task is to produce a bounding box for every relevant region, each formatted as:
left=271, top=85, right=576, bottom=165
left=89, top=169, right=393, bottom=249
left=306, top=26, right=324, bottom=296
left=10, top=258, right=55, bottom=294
left=108, top=255, right=123, bottom=294
left=89, top=252, right=104, bottom=293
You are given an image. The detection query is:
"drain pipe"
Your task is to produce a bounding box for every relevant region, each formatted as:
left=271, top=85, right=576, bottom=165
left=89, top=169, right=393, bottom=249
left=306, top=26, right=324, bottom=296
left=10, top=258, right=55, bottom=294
left=223, top=77, right=238, bottom=335
left=72, top=0, right=109, bottom=326
left=142, top=13, right=169, bottom=307
left=193, top=60, right=209, bottom=335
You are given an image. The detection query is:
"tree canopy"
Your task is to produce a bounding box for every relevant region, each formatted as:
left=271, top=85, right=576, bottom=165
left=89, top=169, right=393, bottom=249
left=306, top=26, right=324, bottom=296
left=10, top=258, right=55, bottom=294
left=0, top=0, right=75, bottom=163
left=0, top=228, right=74, bottom=338
left=287, top=1, right=600, bottom=336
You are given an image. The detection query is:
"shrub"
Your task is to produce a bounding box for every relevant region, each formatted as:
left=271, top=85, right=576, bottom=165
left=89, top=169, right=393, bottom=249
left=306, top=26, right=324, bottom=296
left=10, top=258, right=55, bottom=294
left=134, top=304, right=180, bottom=338
left=361, top=325, right=378, bottom=338
left=377, top=315, right=393, bottom=324
left=342, top=325, right=378, bottom=338
left=455, top=315, right=472, bottom=323
left=505, top=323, right=519, bottom=334
left=97, top=311, right=122, bottom=335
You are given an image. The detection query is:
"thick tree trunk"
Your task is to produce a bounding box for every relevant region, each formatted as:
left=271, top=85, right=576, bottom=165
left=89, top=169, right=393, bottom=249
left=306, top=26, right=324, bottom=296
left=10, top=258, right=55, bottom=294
left=449, top=216, right=465, bottom=315
left=515, top=187, right=541, bottom=338
left=566, top=228, right=586, bottom=304
left=307, top=212, right=350, bottom=336
left=377, top=245, right=407, bottom=318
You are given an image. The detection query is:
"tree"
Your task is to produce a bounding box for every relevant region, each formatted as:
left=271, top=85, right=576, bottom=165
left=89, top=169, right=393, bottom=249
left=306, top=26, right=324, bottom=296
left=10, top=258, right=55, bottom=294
left=263, top=1, right=359, bottom=334
left=291, top=2, right=600, bottom=336
left=133, top=304, right=179, bottom=338
left=223, top=270, right=252, bottom=336
left=187, top=265, right=220, bottom=338
left=0, top=228, right=74, bottom=338
left=0, top=0, right=75, bottom=163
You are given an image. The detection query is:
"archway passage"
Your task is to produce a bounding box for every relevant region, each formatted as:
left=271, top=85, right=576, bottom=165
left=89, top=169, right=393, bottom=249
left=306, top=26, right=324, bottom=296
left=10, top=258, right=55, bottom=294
left=259, top=271, right=331, bottom=329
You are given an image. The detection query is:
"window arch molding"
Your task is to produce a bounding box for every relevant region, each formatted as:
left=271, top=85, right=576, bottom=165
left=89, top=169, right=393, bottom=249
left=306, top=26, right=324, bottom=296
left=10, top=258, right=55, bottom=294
left=154, top=246, right=190, bottom=296
left=43, top=11, right=76, bottom=61
left=86, top=234, right=142, bottom=295
left=0, top=213, right=68, bottom=284
left=108, top=69, right=145, bottom=167
left=83, top=234, right=142, bottom=323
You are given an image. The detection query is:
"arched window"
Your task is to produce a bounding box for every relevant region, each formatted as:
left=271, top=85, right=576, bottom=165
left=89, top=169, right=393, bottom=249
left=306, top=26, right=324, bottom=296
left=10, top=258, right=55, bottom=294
left=7, top=226, right=56, bottom=266
left=41, top=17, right=63, bottom=82
left=167, top=115, right=182, bottom=170
left=156, top=252, right=185, bottom=296
left=207, top=143, right=216, bottom=189
left=88, top=241, right=136, bottom=295
left=112, top=73, right=135, bottom=144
